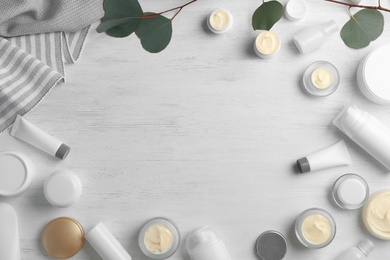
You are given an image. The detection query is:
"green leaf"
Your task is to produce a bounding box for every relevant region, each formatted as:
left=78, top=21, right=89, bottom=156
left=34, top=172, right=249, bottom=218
left=135, top=13, right=173, bottom=53
left=341, top=9, right=384, bottom=49
left=98, top=0, right=144, bottom=37
left=252, top=1, right=284, bottom=31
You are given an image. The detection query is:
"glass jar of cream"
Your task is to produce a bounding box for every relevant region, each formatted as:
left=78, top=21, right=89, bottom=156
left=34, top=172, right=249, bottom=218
left=303, top=61, right=340, bottom=97
left=138, top=217, right=180, bottom=259
left=295, top=208, right=336, bottom=248
left=362, top=190, right=390, bottom=240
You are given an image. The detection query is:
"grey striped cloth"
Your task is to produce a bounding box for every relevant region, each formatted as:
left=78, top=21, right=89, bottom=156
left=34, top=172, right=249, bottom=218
left=0, top=0, right=103, bottom=133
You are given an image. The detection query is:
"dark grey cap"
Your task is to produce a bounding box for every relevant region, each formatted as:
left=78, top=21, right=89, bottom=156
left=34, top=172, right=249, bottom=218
left=297, top=157, right=310, bottom=174
left=256, top=230, right=287, bottom=260
left=55, top=143, right=71, bottom=160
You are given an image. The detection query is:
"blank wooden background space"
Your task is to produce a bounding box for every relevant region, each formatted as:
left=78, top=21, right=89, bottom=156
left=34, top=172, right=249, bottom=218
left=1, top=0, right=390, bottom=259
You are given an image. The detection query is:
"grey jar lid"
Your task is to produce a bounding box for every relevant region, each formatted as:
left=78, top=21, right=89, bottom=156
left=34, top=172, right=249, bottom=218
left=255, top=230, right=287, bottom=260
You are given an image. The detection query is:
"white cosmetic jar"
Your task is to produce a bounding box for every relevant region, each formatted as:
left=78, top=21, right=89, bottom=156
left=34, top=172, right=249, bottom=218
left=44, top=170, right=82, bottom=207
left=207, top=9, right=233, bottom=34
left=0, top=151, right=35, bottom=197
left=332, top=174, right=369, bottom=210
left=357, top=44, right=390, bottom=104
left=254, top=31, right=281, bottom=59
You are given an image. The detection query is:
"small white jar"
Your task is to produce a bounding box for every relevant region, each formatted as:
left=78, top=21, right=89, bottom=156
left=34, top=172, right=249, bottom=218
left=254, top=31, right=281, bottom=59
left=138, top=217, right=180, bottom=259
left=44, top=170, right=82, bottom=207
left=207, top=9, right=233, bottom=34
left=295, top=208, right=336, bottom=249
left=357, top=44, right=390, bottom=104
left=285, top=0, right=308, bottom=22
left=332, top=174, right=369, bottom=210
left=0, top=151, right=35, bottom=197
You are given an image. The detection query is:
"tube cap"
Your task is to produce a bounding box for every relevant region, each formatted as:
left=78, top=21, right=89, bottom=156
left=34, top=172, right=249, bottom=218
left=55, top=143, right=71, bottom=160
left=357, top=239, right=374, bottom=256
left=297, top=157, right=310, bottom=173
left=0, top=203, right=20, bottom=260
left=86, top=223, right=132, bottom=260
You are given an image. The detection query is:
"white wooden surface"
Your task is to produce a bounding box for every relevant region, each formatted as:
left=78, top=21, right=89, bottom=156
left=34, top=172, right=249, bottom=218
left=1, top=0, right=390, bottom=259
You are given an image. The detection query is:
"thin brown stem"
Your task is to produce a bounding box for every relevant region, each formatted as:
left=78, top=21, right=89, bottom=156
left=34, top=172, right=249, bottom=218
left=325, top=0, right=390, bottom=12
left=139, top=0, right=197, bottom=20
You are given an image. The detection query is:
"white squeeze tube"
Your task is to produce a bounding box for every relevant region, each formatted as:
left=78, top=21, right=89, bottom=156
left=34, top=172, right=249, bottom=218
left=0, top=203, right=20, bottom=260
left=297, top=140, right=351, bottom=173
left=333, top=104, right=390, bottom=171
left=10, top=115, right=70, bottom=160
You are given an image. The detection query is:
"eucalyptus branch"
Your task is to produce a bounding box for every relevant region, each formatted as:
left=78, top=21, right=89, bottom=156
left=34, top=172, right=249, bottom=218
left=142, top=0, right=198, bottom=19
left=325, top=0, right=390, bottom=12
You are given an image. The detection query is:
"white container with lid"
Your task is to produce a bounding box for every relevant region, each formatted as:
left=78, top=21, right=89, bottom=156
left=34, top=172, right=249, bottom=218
left=44, top=170, right=82, bottom=207
left=0, top=151, right=35, bottom=197
left=332, top=174, right=369, bottom=210
left=186, top=227, right=232, bottom=260
left=0, top=203, right=20, bottom=260
left=357, top=44, right=390, bottom=104
left=333, top=104, right=390, bottom=170
left=285, top=0, right=308, bottom=22
left=254, top=31, right=281, bottom=59
left=86, top=223, right=132, bottom=260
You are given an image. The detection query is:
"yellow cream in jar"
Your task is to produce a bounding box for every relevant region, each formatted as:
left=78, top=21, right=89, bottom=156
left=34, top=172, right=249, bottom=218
left=255, top=31, right=280, bottom=55
left=144, top=224, right=174, bottom=254
left=311, top=67, right=333, bottom=89
left=301, top=214, right=332, bottom=245
left=363, top=191, right=390, bottom=240
left=209, top=10, right=230, bottom=31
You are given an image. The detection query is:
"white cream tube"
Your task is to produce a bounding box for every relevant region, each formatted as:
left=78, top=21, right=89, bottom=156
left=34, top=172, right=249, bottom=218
left=10, top=115, right=70, bottom=160
left=297, top=140, right=351, bottom=173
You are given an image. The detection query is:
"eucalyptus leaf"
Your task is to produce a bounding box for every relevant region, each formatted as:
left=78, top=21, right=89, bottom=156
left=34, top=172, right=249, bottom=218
left=252, top=1, right=284, bottom=31
left=98, top=0, right=143, bottom=37
left=341, top=9, right=384, bottom=49
left=135, top=13, right=173, bottom=53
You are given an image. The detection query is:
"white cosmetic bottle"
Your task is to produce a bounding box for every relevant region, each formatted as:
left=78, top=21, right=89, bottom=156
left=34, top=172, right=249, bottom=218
left=333, top=104, right=390, bottom=170
left=335, top=239, right=374, bottom=260
left=186, top=227, right=232, bottom=260
left=294, top=20, right=338, bottom=54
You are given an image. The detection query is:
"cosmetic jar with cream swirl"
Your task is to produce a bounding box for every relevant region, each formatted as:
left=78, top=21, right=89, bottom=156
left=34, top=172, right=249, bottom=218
left=138, top=217, right=180, bottom=259
left=207, top=9, right=233, bottom=34
left=303, top=61, right=340, bottom=97
left=295, top=208, right=336, bottom=248
left=363, top=191, right=390, bottom=240
left=254, top=31, right=281, bottom=59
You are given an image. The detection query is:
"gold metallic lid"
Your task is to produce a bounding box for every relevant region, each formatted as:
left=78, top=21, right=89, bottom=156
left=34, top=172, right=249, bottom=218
left=42, top=217, right=85, bottom=259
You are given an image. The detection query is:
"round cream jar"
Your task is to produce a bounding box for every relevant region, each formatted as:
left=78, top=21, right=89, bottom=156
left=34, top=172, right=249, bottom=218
left=303, top=61, right=340, bottom=97
left=357, top=44, right=390, bottom=104
left=0, top=151, right=35, bottom=197
left=362, top=190, right=390, bottom=240
left=332, top=174, right=369, bottom=210
left=207, top=9, right=233, bottom=34
left=138, top=217, right=180, bottom=259
left=254, top=31, right=281, bottom=59
left=295, top=208, right=336, bottom=248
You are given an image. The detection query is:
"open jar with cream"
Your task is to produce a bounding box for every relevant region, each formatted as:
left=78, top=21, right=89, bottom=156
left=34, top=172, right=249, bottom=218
left=138, top=217, right=180, bottom=259
left=362, top=191, right=390, bottom=240
left=303, top=61, right=340, bottom=97
left=295, top=208, right=336, bottom=248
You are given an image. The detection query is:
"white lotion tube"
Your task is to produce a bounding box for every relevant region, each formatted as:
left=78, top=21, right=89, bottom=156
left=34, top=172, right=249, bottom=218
left=0, top=203, right=20, bottom=260
left=86, top=223, right=132, bottom=260
left=333, top=104, right=390, bottom=170
left=297, top=140, right=351, bottom=173
left=10, top=115, right=70, bottom=160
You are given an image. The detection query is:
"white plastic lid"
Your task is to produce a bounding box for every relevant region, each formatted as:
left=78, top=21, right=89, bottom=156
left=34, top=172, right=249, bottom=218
left=0, top=152, right=35, bottom=197
left=0, top=203, right=20, bottom=260
left=360, top=44, right=390, bottom=104
left=285, top=0, right=308, bottom=21
left=86, top=223, right=132, bottom=260
left=186, top=227, right=231, bottom=260
left=44, top=170, right=82, bottom=207
left=338, top=178, right=366, bottom=205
